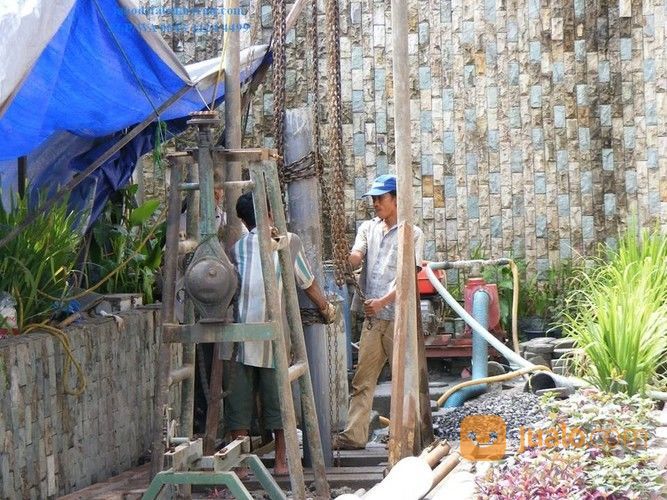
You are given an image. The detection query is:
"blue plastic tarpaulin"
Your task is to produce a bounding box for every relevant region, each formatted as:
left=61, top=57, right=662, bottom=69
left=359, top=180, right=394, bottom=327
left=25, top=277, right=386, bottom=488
left=0, top=0, right=268, bottom=225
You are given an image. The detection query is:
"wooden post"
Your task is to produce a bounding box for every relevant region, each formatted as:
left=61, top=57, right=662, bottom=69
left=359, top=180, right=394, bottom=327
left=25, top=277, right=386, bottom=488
left=220, top=0, right=245, bottom=248
left=203, top=0, right=245, bottom=455
left=388, top=0, right=426, bottom=465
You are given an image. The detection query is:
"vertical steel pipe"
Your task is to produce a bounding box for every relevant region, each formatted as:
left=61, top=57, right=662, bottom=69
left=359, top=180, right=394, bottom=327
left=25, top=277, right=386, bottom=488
left=284, top=107, right=332, bottom=467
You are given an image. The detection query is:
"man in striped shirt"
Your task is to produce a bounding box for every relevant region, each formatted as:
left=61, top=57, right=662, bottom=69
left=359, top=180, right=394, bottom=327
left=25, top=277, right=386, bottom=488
left=224, top=191, right=335, bottom=475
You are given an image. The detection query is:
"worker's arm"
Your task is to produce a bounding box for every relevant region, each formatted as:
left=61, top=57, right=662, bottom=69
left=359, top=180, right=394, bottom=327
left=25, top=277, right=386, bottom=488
left=303, top=281, right=337, bottom=324
left=348, top=249, right=364, bottom=269
left=363, top=288, right=396, bottom=317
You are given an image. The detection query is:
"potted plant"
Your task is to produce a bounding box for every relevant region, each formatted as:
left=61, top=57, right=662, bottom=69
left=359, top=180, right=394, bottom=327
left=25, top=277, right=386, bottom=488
left=518, top=276, right=552, bottom=340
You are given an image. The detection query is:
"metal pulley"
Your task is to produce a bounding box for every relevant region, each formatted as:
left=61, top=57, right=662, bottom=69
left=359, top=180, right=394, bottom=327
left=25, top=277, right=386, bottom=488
left=184, top=237, right=237, bottom=319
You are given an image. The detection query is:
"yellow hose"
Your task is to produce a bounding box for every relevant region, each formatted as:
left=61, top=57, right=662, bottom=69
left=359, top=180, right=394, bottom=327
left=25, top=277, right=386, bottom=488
left=436, top=365, right=552, bottom=407
left=509, top=259, right=521, bottom=355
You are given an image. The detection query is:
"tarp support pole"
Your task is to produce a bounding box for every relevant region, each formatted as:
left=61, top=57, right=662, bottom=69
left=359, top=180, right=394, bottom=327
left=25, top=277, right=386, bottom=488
left=17, top=156, right=27, bottom=199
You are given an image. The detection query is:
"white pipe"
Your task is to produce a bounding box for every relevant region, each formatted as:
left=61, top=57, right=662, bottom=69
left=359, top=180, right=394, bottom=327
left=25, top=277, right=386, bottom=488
left=647, top=390, right=667, bottom=401
left=425, top=263, right=583, bottom=390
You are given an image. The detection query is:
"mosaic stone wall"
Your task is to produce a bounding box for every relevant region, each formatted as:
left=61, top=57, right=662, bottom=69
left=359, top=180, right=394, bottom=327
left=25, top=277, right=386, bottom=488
left=147, top=0, right=667, bottom=275
left=0, top=309, right=181, bottom=498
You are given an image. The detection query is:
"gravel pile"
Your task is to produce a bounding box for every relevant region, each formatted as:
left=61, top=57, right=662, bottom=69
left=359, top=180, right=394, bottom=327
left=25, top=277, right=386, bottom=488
left=433, top=389, right=546, bottom=448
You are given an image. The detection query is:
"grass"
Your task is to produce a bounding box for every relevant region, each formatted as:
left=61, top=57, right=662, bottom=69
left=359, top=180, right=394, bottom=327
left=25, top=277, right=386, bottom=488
left=563, top=224, right=667, bottom=395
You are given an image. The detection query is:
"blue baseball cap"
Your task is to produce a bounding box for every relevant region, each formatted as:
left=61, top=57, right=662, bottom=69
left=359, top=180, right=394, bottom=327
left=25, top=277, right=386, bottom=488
left=363, top=174, right=397, bottom=197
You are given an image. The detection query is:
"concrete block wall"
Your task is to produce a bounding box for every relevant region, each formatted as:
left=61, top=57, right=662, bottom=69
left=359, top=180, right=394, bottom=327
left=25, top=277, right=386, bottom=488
left=0, top=309, right=180, bottom=499
left=143, top=0, right=667, bottom=275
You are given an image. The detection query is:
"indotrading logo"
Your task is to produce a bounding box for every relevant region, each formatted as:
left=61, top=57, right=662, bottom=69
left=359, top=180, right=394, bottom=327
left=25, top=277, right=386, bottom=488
left=460, top=415, right=650, bottom=461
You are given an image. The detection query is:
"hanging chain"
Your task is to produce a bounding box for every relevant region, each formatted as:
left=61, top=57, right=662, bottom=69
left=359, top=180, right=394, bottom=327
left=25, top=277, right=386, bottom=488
left=272, top=0, right=287, bottom=208
left=326, top=318, right=342, bottom=466
left=324, top=0, right=349, bottom=290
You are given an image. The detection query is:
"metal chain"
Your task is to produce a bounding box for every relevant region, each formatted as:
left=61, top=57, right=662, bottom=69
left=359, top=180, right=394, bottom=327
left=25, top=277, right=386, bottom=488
left=282, top=151, right=320, bottom=184
left=326, top=319, right=342, bottom=466
left=272, top=0, right=287, bottom=209
left=324, top=0, right=349, bottom=289
left=308, top=0, right=334, bottom=259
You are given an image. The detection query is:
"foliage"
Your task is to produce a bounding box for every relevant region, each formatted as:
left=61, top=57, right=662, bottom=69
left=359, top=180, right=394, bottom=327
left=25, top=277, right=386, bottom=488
left=539, top=389, right=658, bottom=447
left=562, top=226, right=667, bottom=395
left=0, top=192, right=80, bottom=328
left=85, top=184, right=165, bottom=303
left=482, top=262, right=516, bottom=333
left=520, top=260, right=583, bottom=322
left=477, top=448, right=592, bottom=500
left=469, top=243, right=521, bottom=332
left=478, top=390, right=664, bottom=500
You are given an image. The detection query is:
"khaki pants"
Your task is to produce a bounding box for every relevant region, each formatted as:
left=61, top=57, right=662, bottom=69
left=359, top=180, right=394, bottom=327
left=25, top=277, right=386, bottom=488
left=339, top=318, right=394, bottom=446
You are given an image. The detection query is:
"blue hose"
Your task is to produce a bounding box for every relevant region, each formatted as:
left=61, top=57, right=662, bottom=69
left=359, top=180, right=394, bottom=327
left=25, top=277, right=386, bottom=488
left=444, top=289, right=490, bottom=407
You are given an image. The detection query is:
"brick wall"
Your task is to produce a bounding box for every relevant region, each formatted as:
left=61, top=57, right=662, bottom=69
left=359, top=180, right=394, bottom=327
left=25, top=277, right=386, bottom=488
left=144, top=0, right=667, bottom=276
left=0, top=309, right=180, bottom=498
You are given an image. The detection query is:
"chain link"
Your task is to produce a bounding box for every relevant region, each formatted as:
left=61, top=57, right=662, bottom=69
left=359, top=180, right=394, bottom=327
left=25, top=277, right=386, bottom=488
left=282, top=151, right=319, bottom=184
left=324, top=0, right=349, bottom=290
left=272, top=0, right=287, bottom=209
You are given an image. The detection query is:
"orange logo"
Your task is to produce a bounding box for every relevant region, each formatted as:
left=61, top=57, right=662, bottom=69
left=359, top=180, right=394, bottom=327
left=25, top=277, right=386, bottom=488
left=460, top=415, right=507, bottom=460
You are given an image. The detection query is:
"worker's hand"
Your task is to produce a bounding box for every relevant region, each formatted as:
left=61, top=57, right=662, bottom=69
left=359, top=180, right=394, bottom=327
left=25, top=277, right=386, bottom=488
left=319, top=302, right=337, bottom=324
left=364, top=298, right=385, bottom=317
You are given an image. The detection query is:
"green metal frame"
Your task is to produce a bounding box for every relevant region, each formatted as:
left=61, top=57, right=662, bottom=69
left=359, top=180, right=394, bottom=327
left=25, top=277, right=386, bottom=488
left=142, top=453, right=286, bottom=500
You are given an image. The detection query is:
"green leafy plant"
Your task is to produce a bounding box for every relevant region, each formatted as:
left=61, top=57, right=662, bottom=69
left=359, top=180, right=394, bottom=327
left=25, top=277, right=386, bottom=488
left=562, top=226, right=667, bottom=395
left=469, top=243, right=522, bottom=333
left=0, top=193, right=80, bottom=328
left=85, top=185, right=166, bottom=303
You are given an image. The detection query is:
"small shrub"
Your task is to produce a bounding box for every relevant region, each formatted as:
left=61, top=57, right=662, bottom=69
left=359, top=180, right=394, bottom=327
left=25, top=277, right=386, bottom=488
left=0, top=193, right=80, bottom=328
left=562, top=226, right=667, bottom=395
left=85, top=185, right=165, bottom=303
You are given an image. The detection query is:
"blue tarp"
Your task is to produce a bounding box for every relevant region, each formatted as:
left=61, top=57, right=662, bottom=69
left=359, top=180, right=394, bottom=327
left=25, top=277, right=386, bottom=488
left=0, top=0, right=268, bottom=226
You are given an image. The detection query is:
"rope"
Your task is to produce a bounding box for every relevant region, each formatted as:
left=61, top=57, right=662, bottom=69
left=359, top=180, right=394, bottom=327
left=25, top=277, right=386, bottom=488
left=23, top=322, right=87, bottom=396
left=92, top=0, right=161, bottom=119
left=209, top=9, right=232, bottom=110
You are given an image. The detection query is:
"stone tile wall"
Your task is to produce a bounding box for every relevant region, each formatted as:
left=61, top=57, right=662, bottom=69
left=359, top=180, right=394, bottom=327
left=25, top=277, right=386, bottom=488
left=146, top=0, right=667, bottom=275
left=0, top=309, right=180, bottom=499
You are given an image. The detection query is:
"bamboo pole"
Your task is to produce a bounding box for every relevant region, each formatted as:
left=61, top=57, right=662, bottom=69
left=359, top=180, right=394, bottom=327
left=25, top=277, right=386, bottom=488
left=150, top=163, right=182, bottom=478
left=388, top=0, right=423, bottom=465
left=220, top=0, right=244, bottom=248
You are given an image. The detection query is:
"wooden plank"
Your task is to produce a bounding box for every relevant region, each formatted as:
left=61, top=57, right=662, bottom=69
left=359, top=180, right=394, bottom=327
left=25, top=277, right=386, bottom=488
left=162, top=322, right=278, bottom=344
left=388, top=0, right=422, bottom=465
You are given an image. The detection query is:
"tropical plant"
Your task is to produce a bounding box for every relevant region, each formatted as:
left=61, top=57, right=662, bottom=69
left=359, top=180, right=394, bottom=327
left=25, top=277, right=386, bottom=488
left=85, top=184, right=166, bottom=303
left=0, top=192, right=80, bottom=328
left=469, top=243, right=523, bottom=333
left=562, top=225, right=667, bottom=395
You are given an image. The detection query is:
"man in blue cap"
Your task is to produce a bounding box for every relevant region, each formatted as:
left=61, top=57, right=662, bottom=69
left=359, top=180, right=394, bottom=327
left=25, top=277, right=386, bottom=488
left=333, top=174, right=424, bottom=450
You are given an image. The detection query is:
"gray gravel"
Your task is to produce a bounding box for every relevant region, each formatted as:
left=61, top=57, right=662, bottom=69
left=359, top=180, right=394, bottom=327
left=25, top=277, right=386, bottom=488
left=433, top=389, right=545, bottom=448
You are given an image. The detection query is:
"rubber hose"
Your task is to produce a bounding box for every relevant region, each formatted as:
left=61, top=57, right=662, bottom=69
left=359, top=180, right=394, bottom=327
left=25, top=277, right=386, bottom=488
left=436, top=365, right=552, bottom=408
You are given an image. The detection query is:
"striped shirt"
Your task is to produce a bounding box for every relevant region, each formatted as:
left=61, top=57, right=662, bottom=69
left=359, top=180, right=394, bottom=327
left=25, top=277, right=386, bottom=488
left=351, top=218, right=424, bottom=321
left=227, top=228, right=315, bottom=368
